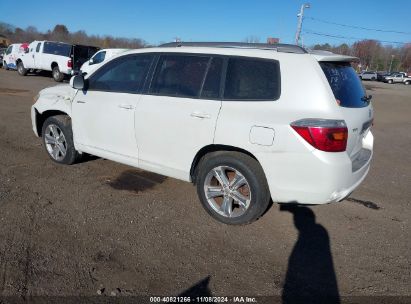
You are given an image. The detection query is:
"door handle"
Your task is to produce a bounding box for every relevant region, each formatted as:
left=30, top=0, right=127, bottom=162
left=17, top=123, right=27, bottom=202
left=190, top=112, right=211, bottom=119
left=76, top=100, right=86, bottom=104
left=118, top=104, right=133, bottom=110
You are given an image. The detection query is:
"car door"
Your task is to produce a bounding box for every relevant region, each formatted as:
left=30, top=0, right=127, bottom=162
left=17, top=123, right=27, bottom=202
left=394, top=75, right=403, bottom=83
left=135, top=54, right=223, bottom=180
left=72, top=53, right=154, bottom=162
left=22, top=42, right=36, bottom=69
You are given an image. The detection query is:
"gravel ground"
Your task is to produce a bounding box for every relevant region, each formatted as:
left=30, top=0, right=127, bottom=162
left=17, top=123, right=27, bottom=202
left=0, top=69, right=410, bottom=303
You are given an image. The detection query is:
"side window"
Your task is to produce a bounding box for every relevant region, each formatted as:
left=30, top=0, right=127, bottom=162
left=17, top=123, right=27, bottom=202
left=5, top=46, right=12, bottom=55
left=91, top=51, right=106, bottom=65
left=201, top=57, right=223, bottom=99
left=88, top=54, right=153, bottom=94
left=150, top=55, right=210, bottom=98
left=224, top=57, right=280, bottom=100
left=36, top=43, right=41, bottom=53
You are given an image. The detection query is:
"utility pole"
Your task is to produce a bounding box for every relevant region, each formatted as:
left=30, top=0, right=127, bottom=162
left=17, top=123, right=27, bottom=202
left=389, top=55, right=395, bottom=73
left=295, top=3, right=310, bottom=46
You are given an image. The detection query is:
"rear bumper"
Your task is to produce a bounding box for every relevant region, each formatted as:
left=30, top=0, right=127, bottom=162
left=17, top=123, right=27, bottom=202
left=259, top=131, right=373, bottom=205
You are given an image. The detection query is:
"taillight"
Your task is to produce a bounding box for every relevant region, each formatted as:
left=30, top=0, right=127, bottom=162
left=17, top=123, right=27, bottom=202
left=291, top=119, right=348, bottom=152
left=67, top=59, right=72, bottom=68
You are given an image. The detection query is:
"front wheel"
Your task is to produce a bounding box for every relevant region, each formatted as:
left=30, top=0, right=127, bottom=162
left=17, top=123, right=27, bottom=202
left=17, top=62, right=27, bottom=75
left=42, top=115, right=79, bottom=165
left=52, top=66, right=64, bottom=82
left=388, top=79, right=393, bottom=84
left=196, top=152, right=271, bottom=225
left=405, top=81, right=410, bottom=85
left=3, top=61, right=8, bottom=70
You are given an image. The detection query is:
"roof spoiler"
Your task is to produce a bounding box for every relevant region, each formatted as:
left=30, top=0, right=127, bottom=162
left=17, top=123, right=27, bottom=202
left=307, top=49, right=359, bottom=62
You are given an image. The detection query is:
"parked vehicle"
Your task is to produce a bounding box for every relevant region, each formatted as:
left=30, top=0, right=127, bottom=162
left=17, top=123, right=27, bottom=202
left=2, top=43, right=27, bottom=70
left=0, top=47, right=6, bottom=67
left=31, top=42, right=374, bottom=225
left=16, top=41, right=99, bottom=82
left=80, top=48, right=128, bottom=74
left=383, top=73, right=411, bottom=84
left=359, top=71, right=377, bottom=80
left=377, top=72, right=390, bottom=81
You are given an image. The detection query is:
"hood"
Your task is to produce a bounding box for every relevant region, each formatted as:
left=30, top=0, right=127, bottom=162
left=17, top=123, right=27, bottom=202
left=39, top=84, right=76, bottom=101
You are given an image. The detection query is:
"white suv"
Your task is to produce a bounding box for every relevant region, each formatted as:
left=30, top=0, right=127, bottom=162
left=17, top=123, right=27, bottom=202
left=31, top=42, right=374, bottom=225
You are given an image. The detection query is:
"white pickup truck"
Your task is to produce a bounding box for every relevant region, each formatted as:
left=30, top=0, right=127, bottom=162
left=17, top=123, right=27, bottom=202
left=383, top=73, right=411, bottom=85
left=16, top=41, right=99, bottom=82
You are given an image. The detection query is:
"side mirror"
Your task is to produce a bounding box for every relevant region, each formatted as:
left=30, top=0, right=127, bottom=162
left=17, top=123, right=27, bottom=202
left=71, top=75, right=85, bottom=90
left=89, top=58, right=94, bottom=65
left=24, top=48, right=29, bottom=54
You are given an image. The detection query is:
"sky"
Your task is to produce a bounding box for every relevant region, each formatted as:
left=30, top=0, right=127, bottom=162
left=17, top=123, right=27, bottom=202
left=1, top=0, right=410, bottom=46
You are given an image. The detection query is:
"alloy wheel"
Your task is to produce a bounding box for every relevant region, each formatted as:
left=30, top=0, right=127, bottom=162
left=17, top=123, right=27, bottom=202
left=203, top=166, right=251, bottom=218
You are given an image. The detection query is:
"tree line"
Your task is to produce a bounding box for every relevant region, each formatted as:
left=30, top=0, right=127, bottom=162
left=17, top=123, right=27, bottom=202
left=1, top=22, right=410, bottom=72
left=0, top=22, right=146, bottom=49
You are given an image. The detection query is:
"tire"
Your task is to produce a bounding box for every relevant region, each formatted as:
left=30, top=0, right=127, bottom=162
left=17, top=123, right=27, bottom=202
left=17, top=61, right=27, bottom=76
left=405, top=81, right=410, bottom=85
left=3, top=61, right=8, bottom=70
left=41, top=115, right=79, bottom=165
left=52, top=66, right=64, bottom=82
left=388, top=79, right=393, bottom=84
left=371, top=77, right=376, bottom=81
left=359, top=76, right=362, bottom=80
left=195, top=151, right=271, bottom=225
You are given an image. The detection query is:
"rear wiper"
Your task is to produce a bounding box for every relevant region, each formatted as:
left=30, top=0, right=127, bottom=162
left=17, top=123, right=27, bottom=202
left=361, top=95, right=372, bottom=102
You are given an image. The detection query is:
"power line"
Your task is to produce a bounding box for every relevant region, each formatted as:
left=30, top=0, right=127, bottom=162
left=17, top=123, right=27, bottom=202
left=304, top=29, right=409, bottom=45
left=306, top=17, right=411, bottom=35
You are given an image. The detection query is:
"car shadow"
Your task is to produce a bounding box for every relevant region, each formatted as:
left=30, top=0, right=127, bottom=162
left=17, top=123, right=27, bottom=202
left=280, top=204, right=340, bottom=304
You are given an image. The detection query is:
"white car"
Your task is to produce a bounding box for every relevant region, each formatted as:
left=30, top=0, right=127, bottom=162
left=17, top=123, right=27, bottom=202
left=16, top=40, right=99, bottom=82
left=31, top=42, right=374, bottom=225
left=80, top=48, right=128, bottom=74
left=359, top=71, right=377, bottom=80
left=2, top=43, right=27, bottom=70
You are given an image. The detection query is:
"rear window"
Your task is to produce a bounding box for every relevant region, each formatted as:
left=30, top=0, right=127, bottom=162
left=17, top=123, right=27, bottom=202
left=320, top=62, right=368, bottom=108
left=224, top=58, right=280, bottom=100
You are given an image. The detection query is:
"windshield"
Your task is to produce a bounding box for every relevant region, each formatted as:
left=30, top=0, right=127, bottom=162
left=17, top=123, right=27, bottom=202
left=320, top=62, right=368, bottom=108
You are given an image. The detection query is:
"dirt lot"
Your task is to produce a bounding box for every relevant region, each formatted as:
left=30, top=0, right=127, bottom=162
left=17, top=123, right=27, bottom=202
left=0, top=69, right=410, bottom=303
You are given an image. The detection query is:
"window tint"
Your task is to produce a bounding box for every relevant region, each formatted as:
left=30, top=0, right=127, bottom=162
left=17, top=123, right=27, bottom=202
left=320, top=62, right=368, bottom=108
left=150, top=55, right=210, bottom=98
left=201, top=57, right=223, bottom=99
left=88, top=54, right=153, bottom=94
left=224, top=58, right=280, bottom=100
left=36, top=43, right=41, bottom=53
left=43, top=42, right=72, bottom=57
left=91, top=51, right=106, bottom=65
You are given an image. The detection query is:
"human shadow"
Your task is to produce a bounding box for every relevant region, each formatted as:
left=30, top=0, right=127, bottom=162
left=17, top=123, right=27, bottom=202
left=280, top=205, right=340, bottom=304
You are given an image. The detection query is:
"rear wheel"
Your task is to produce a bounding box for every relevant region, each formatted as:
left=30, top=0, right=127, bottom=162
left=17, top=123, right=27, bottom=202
left=371, top=77, right=376, bottom=81
left=17, top=62, right=27, bottom=75
left=196, top=151, right=271, bottom=225
left=52, top=66, right=64, bottom=82
left=388, top=79, right=393, bottom=84
left=42, top=115, right=79, bottom=165
left=405, top=81, right=410, bottom=85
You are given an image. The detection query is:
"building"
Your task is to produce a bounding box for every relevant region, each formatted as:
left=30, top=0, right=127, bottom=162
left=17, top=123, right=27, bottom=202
left=0, top=34, right=10, bottom=47
left=267, top=37, right=280, bottom=44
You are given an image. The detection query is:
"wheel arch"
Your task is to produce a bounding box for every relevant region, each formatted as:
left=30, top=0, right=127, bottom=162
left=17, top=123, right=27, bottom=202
left=34, top=109, right=70, bottom=137
left=51, top=61, right=58, bottom=70
left=190, top=144, right=260, bottom=184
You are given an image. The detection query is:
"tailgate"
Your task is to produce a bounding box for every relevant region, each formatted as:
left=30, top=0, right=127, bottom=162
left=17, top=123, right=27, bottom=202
left=320, top=61, right=373, bottom=158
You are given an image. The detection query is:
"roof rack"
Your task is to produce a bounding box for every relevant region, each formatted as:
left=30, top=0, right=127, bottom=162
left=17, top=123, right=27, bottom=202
left=159, top=42, right=307, bottom=54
